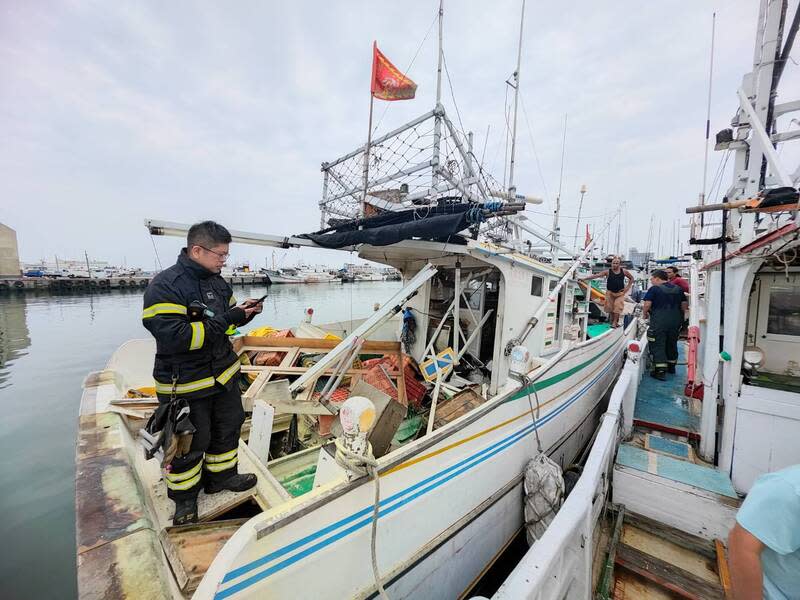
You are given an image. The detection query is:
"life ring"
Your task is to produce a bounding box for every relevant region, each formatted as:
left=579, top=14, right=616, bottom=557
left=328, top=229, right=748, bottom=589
left=13, top=280, right=24, bottom=289
left=0, top=281, right=9, bottom=289
left=98, top=279, right=109, bottom=287
left=130, top=280, right=139, bottom=287
left=62, top=280, right=73, bottom=289
left=118, top=279, right=127, bottom=287
left=89, top=280, right=98, bottom=288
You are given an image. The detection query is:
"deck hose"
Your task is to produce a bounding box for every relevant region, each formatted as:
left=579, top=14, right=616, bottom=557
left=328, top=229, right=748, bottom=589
left=334, top=438, right=390, bottom=600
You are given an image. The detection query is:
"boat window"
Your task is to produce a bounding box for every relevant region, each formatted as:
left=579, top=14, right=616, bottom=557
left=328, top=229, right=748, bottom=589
left=549, top=279, right=558, bottom=292
left=531, top=275, right=543, bottom=297
left=767, top=285, right=800, bottom=336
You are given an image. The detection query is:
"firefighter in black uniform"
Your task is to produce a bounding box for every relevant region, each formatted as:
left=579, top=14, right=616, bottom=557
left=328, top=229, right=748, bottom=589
left=642, top=269, right=688, bottom=381
left=142, top=221, right=262, bottom=524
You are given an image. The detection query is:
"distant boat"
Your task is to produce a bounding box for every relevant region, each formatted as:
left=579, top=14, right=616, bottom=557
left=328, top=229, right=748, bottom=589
left=264, top=268, right=305, bottom=284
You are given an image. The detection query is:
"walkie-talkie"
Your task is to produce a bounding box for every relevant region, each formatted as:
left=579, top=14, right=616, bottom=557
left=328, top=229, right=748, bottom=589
left=187, top=300, right=207, bottom=322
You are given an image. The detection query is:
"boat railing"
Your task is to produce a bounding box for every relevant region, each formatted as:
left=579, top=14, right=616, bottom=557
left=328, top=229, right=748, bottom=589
left=478, top=328, right=649, bottom=600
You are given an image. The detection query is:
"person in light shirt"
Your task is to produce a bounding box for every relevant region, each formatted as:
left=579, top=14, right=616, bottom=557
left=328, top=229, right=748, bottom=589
left=728, top=464, right=800, bottom=599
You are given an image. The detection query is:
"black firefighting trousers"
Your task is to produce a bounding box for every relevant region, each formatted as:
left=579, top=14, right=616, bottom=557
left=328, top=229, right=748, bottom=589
left=163, top=383, right=245, bottom=500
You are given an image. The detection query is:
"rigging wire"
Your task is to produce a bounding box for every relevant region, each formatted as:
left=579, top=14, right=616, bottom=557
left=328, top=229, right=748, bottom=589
left=149, top=234, right=163, bottom=271
left=441, top=52, right=466, bottom=136
left=519, top=92, right=551, bottom=206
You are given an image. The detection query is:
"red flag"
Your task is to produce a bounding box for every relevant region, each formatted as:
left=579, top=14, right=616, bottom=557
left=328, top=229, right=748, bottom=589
left=371, top=42, right=417, bottom=101
left=584, top=224, right=591, bottom=249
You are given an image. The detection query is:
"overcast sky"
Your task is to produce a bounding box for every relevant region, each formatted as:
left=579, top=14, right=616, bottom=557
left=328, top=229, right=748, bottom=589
left=2, top=1, right=797, bottom=270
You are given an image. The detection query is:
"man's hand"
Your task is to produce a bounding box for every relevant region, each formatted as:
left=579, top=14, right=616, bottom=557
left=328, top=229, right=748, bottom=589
left=239, top=299, right=263, bottom=319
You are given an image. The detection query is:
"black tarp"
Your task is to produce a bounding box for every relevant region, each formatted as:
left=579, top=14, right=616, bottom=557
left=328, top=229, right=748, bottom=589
left=301, top=202, right=480, bottom=248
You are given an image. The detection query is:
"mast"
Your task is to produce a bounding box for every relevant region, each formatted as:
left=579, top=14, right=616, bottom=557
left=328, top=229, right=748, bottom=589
left=696, top=12, right=716, bottom=237
left=552, top=114, right=567, bottom=246
left=574, top=184, right=586, bottom=251
left=360, top=42, right=378, bottom=218
left=507, top=0, right=526, bottom=196
left=431, top=0, right=444, bottom=201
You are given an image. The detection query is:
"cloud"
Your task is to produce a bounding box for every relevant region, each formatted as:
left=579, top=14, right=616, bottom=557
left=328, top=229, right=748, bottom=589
left=1, top=0, right=794, bottom=268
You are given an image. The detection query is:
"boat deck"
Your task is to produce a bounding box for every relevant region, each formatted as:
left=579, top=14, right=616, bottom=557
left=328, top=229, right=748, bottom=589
left=632, top=342, right=699, bottom=437
left=604, top=337, right=742, bottom=598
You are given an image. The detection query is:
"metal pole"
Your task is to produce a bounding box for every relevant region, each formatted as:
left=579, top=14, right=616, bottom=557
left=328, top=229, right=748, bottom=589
left=431, top=0, right=444, bottom=200
left=436, top=0, right=443, bottom=105
left=361, top=79, right=376, bottom=218
left=574, top=184, right=586, bottom=251
left=453, top=261, right=461, bottom=365
left=698, top=12, right=716, bottom=234
left=84, top=251, right=92, bottom=279
left=507, top=0, right=526, bottom=196
left=553, top=114, right=567, bottom=245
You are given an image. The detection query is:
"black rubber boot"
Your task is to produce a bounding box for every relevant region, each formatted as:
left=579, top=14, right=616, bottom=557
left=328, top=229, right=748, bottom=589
left=650, top=369, right=666, bottom=381
left=173, top=497, right=199, bottom=525
left=667, top=364, right=676, bottom=374
left=204, top=473, right=257, bottom=495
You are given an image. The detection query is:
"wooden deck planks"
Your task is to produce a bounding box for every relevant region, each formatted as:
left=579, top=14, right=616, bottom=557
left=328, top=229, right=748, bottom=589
left=615, top=543, right=724, bottom=600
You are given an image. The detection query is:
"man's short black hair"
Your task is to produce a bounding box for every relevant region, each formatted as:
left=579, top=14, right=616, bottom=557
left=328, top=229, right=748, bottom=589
left=187, top=221, right=232, bottom=248
left=651, top=269, right=669, bottom=281
left=666, top=266, right=680, bottom=276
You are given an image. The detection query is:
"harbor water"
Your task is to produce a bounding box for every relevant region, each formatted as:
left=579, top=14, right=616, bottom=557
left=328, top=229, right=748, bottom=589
left=0, top=281, right=401, bottom=600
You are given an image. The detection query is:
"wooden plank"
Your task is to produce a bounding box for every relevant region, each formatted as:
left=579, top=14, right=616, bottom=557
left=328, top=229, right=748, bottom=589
left=622, top=525, right=719, bottom=584
left=633, top=418, right=701, bottom=441
left=396, top=349, right=407, bottom=406
left=715, top=539, right=733, bottom=599
left=615, top=543, right=724, bottom=600
left=242, top=365, right=400, bottom=376
left=613, top=466, right=739, bottom=541
left=162, top=519, right=247, bottom=593
left=624, top=511, right=717, bottom=560
left=241, top=335, right=401, bottom=352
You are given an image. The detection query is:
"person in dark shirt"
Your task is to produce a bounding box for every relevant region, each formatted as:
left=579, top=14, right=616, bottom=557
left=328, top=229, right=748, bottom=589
left=666, top=266, right=690, bottom=294
left=579, top=256, right=633, bottom=328
left=642, top=269, right=688, bottom=380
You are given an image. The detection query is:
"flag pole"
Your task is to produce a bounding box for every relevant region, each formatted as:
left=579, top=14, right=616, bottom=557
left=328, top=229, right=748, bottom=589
left=362, top=42, right=377, bottom=218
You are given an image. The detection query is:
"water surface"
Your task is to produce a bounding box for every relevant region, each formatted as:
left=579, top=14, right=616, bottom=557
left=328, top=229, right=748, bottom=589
left=0, top=281, right=400, bottom=600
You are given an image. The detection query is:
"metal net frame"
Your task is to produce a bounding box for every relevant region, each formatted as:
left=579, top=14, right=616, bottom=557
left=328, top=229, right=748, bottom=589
left=319, top=106, right=511, bottom=239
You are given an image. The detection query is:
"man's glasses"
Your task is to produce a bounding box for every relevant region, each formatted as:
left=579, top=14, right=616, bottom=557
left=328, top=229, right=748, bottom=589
left=196, top=245, right=229, bottom=260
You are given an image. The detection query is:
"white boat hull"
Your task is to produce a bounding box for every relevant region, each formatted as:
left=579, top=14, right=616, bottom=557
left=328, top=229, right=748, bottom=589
left=195, top=327, right=629, bottom=600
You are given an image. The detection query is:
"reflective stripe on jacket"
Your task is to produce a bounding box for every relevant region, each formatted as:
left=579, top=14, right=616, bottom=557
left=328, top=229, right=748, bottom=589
left=142, top=249, right=251, bottom=400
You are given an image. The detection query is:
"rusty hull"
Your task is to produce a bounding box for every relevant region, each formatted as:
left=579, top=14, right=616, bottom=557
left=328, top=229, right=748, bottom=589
left=76, top=410, right=174, bottom=599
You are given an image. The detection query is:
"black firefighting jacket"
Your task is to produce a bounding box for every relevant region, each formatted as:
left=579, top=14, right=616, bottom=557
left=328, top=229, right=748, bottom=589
left=142, top=250, right=252, bottom=400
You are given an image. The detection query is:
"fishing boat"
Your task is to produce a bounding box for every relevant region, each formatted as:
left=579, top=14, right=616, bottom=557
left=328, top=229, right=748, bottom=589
left=75, top=4, right=639, bottom=599
left=264, top=268, right=306, bottom=284
left=481, top=2, right=800, bottom=598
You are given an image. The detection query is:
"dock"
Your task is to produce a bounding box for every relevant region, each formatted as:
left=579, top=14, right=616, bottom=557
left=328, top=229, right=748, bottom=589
left=0, top=273, right=270, bottom=293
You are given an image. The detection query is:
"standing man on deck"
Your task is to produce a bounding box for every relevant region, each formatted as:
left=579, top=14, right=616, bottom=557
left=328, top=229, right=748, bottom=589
left=579, top=256, right=634, bottom=328
left=642, top=269, right=688, bottom=380
left=666, top=266, right=690, bottom=294
left=142, top=221, right=262, bottom=524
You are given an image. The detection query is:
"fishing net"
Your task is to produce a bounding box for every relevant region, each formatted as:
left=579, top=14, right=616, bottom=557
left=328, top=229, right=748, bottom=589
left=319, top=108, right=510, bottom=239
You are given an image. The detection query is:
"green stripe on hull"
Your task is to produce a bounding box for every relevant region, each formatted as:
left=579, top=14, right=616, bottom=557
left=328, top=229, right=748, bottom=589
left=507, top=338, right=617, bottom=402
